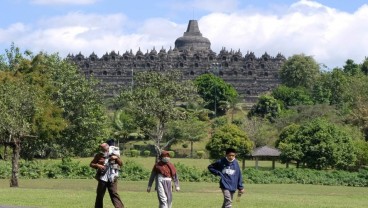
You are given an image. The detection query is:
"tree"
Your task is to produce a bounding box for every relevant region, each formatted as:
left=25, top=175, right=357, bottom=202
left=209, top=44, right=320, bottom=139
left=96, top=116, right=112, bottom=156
left=36, top=53, right=109, bottom=157
left=361, top=57, right=368, bottom=75
left=1, top=46, right=108, bottom=158
left=248, top=95, right=281, bottom=122
left=165, top=116, right=209, bottom=158
left=272, top=85, right=314, bottom=107
left=111, top=109, right=138, bottom=144
left=194, top=73, right=238, bottom=116
left=343, top=59, right=360, bottom=76
left=116, top=70, right=199, bottom=157
left=276, top=118, right=357, bottom=170
left=0, top=47, right=67, bottom=186
left=242, top=117, right=278, bottom=147
left=0, top=78, right=36, bottom=187
left=206, top=123, right=253, bottom=169
left=279, top=54, right=320, bottom=89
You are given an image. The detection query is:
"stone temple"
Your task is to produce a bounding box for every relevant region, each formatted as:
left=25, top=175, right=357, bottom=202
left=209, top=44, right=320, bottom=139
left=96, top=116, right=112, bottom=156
left=69, top=20, right=286, bottom=104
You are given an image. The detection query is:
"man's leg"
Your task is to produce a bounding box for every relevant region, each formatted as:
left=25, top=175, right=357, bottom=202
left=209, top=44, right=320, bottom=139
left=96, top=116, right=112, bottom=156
left=95, top=180, right=107, bottom=208
left=107, top=181, right=124, bottom=208
left=221, top=189, right=234, bottom=208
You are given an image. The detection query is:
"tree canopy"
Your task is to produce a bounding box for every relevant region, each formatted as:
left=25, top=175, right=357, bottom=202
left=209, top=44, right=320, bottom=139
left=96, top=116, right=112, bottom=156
left=194, top=73, right=238, bottom=116
left=116, top=70, right=199, bottom=156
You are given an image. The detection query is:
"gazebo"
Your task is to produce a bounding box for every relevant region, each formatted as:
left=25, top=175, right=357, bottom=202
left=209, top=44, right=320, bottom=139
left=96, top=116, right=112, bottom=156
left=251, top=146, right=281, bottom=169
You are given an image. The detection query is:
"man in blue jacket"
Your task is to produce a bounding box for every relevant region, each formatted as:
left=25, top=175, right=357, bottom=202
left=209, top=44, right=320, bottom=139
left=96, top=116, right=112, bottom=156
left=208, top=148, right=244, bottom=208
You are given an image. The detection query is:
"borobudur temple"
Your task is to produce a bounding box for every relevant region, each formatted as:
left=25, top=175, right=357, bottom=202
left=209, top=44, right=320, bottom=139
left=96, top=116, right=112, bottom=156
left=69, top=20, right=286, bottom=104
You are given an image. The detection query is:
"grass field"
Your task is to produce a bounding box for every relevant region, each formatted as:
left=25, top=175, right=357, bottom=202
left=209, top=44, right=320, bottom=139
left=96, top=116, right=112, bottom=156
left=0, top=179, right=367, bottom=208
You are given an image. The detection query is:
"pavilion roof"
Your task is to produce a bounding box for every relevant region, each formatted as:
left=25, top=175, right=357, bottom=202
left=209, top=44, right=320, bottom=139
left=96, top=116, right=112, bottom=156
left=251, top=146, right=281, bottom=157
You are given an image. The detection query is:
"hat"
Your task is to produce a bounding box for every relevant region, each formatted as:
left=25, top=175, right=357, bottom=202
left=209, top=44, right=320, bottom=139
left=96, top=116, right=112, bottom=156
left=160, top=150, right=170, bottom=157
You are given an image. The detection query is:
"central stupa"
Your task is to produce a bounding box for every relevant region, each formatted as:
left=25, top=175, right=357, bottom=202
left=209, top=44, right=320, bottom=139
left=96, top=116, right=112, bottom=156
left=174, top=20, right=211, bottom=51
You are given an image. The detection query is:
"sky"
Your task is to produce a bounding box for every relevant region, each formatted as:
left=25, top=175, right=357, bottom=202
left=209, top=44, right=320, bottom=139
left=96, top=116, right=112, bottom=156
left=1, top=0, right=368, bottom=69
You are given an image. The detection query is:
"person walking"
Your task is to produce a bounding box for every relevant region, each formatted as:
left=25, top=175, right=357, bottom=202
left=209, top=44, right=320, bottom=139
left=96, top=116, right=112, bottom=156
left=147, top=150, right=180, bottom=208
left=208, top=148, right=244, bottom=208
left=90, top=142, right=124, bottom=208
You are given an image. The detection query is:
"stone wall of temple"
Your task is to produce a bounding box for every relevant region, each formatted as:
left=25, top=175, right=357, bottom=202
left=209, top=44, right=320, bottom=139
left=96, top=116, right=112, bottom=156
left=68, top=20, right=286, bottom=104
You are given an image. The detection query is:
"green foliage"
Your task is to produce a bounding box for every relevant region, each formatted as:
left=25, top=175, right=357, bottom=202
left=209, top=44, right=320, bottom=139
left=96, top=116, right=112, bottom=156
left=312, top=68, right=349, bottom=107
left=343, top=59, right=361, bottom=76
left=143, top=150, right=151, bottom=157
left=248, top=95, right=281, bottom=122
left=168, top=151, right=175, bottom=158
left=206, top=123, right=253, bottom=160
left=129, top=149, right=140, bottom=157
left=1, top=48, right=108, bottom=158
left=245, top=168, right=368, bottom=187
left=111, top=109, right=137, bottom=144
left=242, top=117, right=278, bottom=147
left=276, top=118, right=357, bottom=170
left=116, top=70, right=199, bottom=156
left=194, top=73, right=238, bottom=116
left=196, top=150, right=205, bottom=159
left=120, top=160, right=150, bottom=181
left=272, top=85, right=314, bottom=107
left=280, top=54, right=320, bottom=89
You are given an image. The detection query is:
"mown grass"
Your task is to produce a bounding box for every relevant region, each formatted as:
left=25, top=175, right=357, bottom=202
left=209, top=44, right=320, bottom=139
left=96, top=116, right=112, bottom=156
left=0, top=179, right=367, bottom=208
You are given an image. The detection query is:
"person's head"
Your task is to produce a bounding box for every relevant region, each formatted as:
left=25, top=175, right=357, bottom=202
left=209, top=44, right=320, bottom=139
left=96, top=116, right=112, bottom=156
left=225, top=148, right=237, bottom=162
left=160, top=150, right=171, bottom=163
left=106, top=138, right=116, bottom=146
left=99, top=143, right=109, bottom=153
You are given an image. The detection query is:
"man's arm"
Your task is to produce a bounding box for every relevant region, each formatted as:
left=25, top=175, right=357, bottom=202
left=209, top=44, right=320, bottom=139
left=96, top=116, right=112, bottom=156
left=208, top=159, right=222, bottom=176
left=90, top=154, right=105, bottom=170
left=110, top=155, right=123, bottom=166
left=237, top=161, right=244, bottom=191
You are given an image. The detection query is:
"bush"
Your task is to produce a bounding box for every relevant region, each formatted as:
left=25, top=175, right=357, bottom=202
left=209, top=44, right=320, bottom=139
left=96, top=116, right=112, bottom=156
left=143, top=150, right=151, bottom=157
left=120, top=160, right=150, bottom=181
left=130, top=149, right=140, bottom=157
left=168, top=151, right=175, bottom=158
left=196, top=151, right=205, bottom=159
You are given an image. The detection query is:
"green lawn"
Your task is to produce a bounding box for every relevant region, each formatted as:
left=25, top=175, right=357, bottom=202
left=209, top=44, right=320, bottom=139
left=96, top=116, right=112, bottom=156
left=0, top=179, right=367, bottom=208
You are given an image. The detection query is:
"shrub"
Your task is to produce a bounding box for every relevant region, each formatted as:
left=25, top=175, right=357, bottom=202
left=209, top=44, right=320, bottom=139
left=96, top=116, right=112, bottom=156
left=130, top=149, right=140, bottom=157
left=143, top=150, right=151, bottom=157
left=196, top=150, right=205, bottom=159
left=120, top=160, right=150, bottom=181
left=168, top=151, right=175, bottom=158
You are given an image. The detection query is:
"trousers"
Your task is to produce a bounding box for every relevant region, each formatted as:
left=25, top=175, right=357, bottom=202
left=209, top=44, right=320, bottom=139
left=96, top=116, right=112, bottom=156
left=95, top=179, right=124, bottom=208
left=221, top=189, right=235, bottom=208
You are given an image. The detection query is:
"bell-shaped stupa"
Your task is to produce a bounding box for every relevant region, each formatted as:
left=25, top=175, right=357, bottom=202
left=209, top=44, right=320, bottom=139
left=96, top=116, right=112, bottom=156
left=174, top=20, right=211, bottom=51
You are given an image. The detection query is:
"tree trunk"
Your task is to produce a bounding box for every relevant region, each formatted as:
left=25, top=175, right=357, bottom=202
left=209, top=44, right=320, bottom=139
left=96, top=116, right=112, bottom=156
left=4, top=145, right=8, bottom=160
left=190, top=141, right=194, bottom=158
left=10, top=140, right=20, bottom=187
left=241, top=158, right=245, bottom=170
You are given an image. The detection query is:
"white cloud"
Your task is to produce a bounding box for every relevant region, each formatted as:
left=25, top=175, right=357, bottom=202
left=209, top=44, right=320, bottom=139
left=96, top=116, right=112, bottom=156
left=198, top=0, right=368, bottom=68
left=31, top=0, right=98, bottom=5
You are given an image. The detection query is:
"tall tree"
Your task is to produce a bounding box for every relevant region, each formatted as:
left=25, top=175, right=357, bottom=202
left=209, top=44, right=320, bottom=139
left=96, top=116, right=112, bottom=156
left=343, top=59, right=360, bottom=76
left=116, top=70, right=199, bottom=157
left=0, top=78, right=35, bottom=187
left=276, top=118, right=357, bottom=170
left=194, top=73, right=238, bottom=116
left=165, top=116, right=209, bottom=158
left=279, top=54, right=320, bottom=89
left=248, top=95, right=281, bottom=122
left=206, top=123, right=253, bottom=169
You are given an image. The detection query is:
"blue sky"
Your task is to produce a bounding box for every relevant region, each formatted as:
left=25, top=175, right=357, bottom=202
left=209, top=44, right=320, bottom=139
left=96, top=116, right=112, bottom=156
left=1, top=0, right=368, bottom=69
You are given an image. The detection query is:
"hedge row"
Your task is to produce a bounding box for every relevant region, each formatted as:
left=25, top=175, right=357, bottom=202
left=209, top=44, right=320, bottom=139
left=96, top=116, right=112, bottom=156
left=0, top=159, right=367, bottom=187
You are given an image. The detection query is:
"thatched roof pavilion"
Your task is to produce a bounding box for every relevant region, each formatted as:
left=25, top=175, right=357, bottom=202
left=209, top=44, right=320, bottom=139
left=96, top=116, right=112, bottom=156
left=251, top=146, right=281, bottom=169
